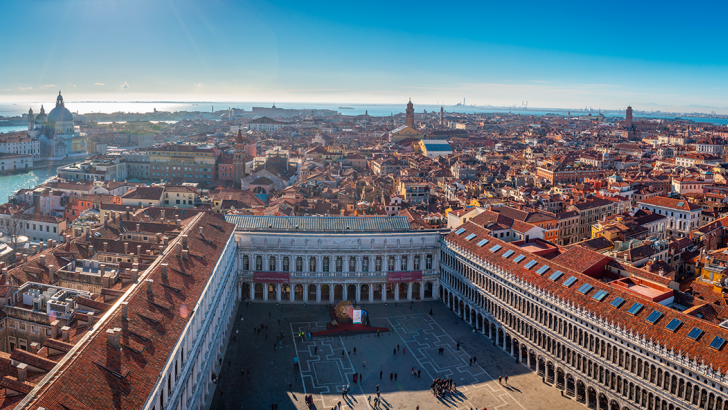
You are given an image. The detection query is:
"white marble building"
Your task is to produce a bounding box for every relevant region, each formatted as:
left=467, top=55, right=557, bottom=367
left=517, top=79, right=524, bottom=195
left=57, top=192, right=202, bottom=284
left=226, top=215, right=443, bottom=303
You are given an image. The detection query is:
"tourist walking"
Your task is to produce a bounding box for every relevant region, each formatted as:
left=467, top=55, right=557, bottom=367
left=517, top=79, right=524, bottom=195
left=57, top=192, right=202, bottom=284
left=380, top=370, right=383, bottom=379
left=390, top=373, right=393, bottom=381
left=505, top=376, right=509, bottom=385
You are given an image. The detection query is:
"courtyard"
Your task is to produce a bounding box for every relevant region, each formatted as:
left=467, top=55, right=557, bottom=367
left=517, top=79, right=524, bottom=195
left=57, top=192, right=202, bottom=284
left=211, top=300, right=585, bottom=410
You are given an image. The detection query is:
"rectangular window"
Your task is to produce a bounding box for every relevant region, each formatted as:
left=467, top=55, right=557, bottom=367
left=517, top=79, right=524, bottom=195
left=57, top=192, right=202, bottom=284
left=562, top=276, right=578, bottom=287
left=687, top=327, right=703, bottom=340
left=627, top=303, right=644, bottom=315
left=645, top=311, right=662, bottom=324
left=576, top=283, right=593, bottom=294
left=548, top=270, right=563, bottom=281
left=665, top=318, right=682, bottom=332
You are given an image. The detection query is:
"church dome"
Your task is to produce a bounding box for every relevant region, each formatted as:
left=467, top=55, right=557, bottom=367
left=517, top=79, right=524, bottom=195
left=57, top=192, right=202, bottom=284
left=47, top=92, right=74, bottom=123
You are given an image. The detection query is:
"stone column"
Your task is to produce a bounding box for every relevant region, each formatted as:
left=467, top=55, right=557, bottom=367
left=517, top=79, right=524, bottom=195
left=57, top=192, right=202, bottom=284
left=408, top=254, right=414, bottom=271
left=356, top=256, right=362, bottom=276
left=289, top=285, right=294, bottom=302
left=481, top=317, right=486, bottom=335
left=420, top=281, right=425, bottom=299
left=355, top=284, right=361, bottom=302
left=510, top=339, right=515, bottom=356
left=394, top=283, right=400, bottom=301
left=407, top=282, right=413, bottom=300
left=395, top=255, right=401, bottom=272
left=316, top=284, right=321, bottom=302
left=488, top=322, right=492, bottom=339
left=303, top=284, right=308, bottom=302
left=249, top=283, right=255, bottom=301
left=329, top=285, right=335, bottom=303
left=369, top=284, right=374, bottom=302
left=276, top=284, right=282, bottom=302
left=382, top=283, right=387, bottom=302
left=342, top=284, right=348, bottom=301
left=317, top=256, right=322, bottom=274
left=263, top=283, right=269, bottom=301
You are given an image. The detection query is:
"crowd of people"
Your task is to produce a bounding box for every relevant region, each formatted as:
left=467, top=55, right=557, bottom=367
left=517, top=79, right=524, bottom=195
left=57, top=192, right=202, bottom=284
left=431, top=377, right=456, bottom=397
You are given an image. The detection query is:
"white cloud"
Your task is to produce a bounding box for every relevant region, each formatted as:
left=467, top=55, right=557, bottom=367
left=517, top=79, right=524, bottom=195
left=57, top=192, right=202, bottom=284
left=69, top=84, right=77, bottom=87
left=40, top=84, right=56, bottom=89
left=120, top=82, right=129, bottom=89
left=93, top=82, right=105, bottom=86
left=194, top=83, right=203, bottom=88
left=18, top=87, right=33, bottom=91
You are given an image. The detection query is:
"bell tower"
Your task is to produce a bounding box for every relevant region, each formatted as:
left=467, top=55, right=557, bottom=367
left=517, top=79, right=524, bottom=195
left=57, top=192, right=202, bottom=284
left=28, top=108, right=34, bottom=132
left=405, top=99, right=415, bottom=128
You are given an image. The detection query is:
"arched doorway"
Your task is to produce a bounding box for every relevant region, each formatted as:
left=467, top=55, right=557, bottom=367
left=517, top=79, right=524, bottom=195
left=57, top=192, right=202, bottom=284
left=576, top=381, right=586, bottom=403
left=398, top=283, right=407, bottom=300
left=308, top=284, right=317, bottom=301
left=361, top=284, right=369, bottom=301
left=347, top=284, right=356, bottom=301
left=281, top=284, right=291, bottom=300
left=412, top=282, right=421, bottom=299
left=537, top=357, right=545, bottom=377
left=255, top=283, right=264, bottom=299
left=587, top=387, right=597, bottom=409
left=242, top=282, right=250, bottom=299
left=610, top=400, right=620, bottom=410
left=424, top=281, right=433, bottom=298
left=555, top=367, right=564, bottom=389
left=321, top=284, right=331, bottom=301
left=546, top=361, right=554, bottom=384
left=267, top=284, right=276, bottom=300
left=373, top=284, right=382, bottom=300
left=528, top=351, right=536, bottom=371
left=566, top=374, right=575, bottom=397
left=598, top=393, right=608, bottom=410
left=294, top=284, right=303, bottom=301
left=334, top=284, right=343, bottom=300
left=386, top=283, right=395, bottom=300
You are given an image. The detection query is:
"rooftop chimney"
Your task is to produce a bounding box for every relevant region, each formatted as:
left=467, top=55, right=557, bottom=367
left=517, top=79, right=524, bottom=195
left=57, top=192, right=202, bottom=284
left=161, top=263, right=168, bottom=278
left=39, top=255, right=45, bottom=267
left=88, top=244, right=94, bottom=255
left=32, top=245, right=37, bottom=255
left=199, top=226, right=204, bottom=236
left=182, top=250, right=188, bottom=260
left=136, top=223, right=140, bottom=232
left=124, top=242, right=128, bottom=254
left=182, top=235, right=188, bottom=247
left=107, top=328, right=121, bottom=349
left=17, top=363, right=27, bottom=383
left=51, top=320, right=59, bottom=338
left=103, top=242, right=108, bottom=252
left=61, top=326, right=70, bottom=342
left=48, top=265, right=55, bottom=283
left=146, top=279, right=154, bottom=295
left=131, top=268, right=138, bottom=283
left=100, top=264, right=106, bottom=276
left=137, top=245, right=142, bottom=257
left=161, top=210, right=165, bottom=221
left=121, top=301, right=128, bottom=320
left=177, top=244, right=182, bottom=258
left=30, top=342, right=40, bottom=354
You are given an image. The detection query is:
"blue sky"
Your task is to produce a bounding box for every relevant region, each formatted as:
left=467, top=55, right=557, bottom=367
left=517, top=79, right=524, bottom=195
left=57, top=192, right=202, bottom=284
left=1, top=0, right=727, bottom=113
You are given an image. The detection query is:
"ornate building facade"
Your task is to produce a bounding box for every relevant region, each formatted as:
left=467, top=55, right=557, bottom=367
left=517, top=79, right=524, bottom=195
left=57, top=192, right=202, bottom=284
left=440, top=220, right=728, bottom=410
left=227, top=215, right=443, bottom=303
left=27, top=92, right=87, bottom=160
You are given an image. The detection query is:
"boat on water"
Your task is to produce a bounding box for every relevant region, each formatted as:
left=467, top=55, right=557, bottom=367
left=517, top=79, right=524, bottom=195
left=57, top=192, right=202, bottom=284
left=338, top=107, right=354, bottom=109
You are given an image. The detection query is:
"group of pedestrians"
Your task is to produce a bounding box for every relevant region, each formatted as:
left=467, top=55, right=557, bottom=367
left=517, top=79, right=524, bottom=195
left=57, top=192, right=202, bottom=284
left=431, top=377, right=456, bottom=397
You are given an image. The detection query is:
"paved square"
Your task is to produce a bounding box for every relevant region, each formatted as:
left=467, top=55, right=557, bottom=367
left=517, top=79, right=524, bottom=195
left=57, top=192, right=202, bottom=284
left=211, top=301, right=585, bottom=410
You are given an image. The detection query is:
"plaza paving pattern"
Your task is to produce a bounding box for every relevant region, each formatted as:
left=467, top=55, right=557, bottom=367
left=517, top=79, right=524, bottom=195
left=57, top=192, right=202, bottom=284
left=211, top=301, right=584, bottom=410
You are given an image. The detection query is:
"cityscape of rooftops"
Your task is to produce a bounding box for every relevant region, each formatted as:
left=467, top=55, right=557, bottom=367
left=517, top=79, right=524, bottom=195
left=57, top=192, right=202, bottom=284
left=1, top=1, right=728, bottom=409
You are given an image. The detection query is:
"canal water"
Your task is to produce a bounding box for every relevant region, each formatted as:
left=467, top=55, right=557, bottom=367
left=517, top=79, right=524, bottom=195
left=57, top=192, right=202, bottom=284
left=0, top=166, right=59, bottom=203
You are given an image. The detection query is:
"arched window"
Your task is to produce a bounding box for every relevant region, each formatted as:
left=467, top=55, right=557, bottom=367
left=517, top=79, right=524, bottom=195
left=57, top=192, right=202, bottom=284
left=375, top=256, right=382, bottom=272
left=400, top=255, right=408, bottom=271
left=282, top=256, right=290, bottom=272
left=296, top=257, right=303, bottom=272
left=336, top=257, right=343, bottom=272
left=349, top=257, right=356, bottom=272
left=309, top=257, right=316, bottom=272
left=362, top=257, right=369, bottom=272
left=388, top=256, right=395, bottom=271
left=255, top=256, right=262, bottom=271
left=269, top=256, right=276, bottom=271
left=242, top=255, right=249, bottom=270
left=323, top=257, right=330, bottom=272
left=426, top=254, right=433, bottom=270
left=414, top=255, right=421, bottom=270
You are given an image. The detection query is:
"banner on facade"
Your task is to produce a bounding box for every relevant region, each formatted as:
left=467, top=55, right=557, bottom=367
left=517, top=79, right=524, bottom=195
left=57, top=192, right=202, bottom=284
left=254, top=271, right=290, bottom=284
left=387, top=271, right=423, bottom=283
left=352, top=309, right=362, bottom=324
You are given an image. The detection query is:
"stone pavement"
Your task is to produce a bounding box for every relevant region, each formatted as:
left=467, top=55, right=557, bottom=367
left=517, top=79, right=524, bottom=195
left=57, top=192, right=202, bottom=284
left=211, top=301, right=584, bottom=410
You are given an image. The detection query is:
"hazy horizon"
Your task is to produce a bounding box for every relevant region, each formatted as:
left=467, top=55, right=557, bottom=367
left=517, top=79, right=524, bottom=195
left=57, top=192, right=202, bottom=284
left=2, top=0, right=728, bottom=114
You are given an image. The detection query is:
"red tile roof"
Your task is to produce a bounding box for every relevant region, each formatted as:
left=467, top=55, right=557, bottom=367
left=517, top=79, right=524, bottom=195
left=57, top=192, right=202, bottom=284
left=26, top=212, right=236, bottom=410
